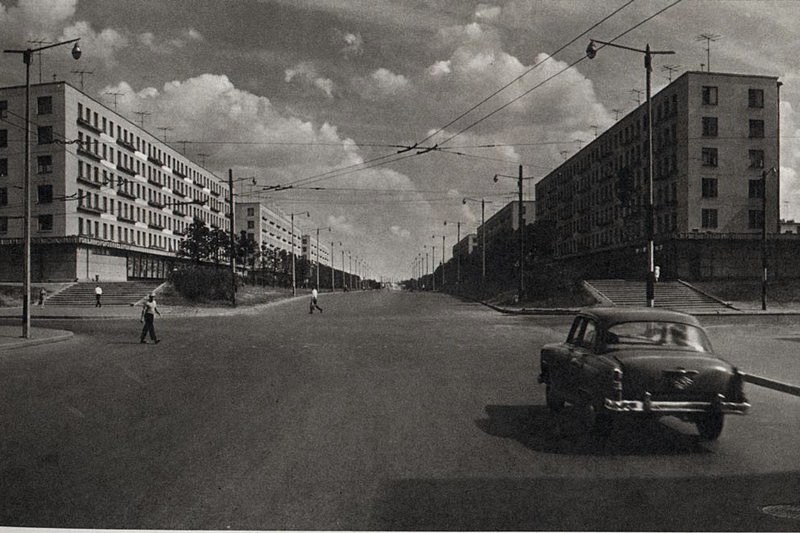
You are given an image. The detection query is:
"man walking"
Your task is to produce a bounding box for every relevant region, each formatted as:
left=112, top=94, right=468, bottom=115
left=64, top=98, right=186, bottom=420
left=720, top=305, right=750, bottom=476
left=94, top=285, right=103, bottom=307
left=309, top=287, right=323, bottom=314
left=140, top=293, right=161, bottom=344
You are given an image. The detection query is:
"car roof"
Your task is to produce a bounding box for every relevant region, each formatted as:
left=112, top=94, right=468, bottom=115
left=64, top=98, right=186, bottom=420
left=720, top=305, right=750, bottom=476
left=577, top=306, right=703, bottom=328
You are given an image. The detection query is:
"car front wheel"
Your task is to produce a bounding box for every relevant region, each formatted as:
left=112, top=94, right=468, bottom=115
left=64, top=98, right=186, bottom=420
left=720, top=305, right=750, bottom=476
left=696, top=413, right=724, bottom=440
left=545, top=385, right=565, bottom=412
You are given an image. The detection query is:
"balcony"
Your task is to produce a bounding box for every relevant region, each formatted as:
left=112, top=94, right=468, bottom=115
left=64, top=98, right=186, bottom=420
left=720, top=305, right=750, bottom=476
left=77, top=175, right=101, bottom=189
left=147, top=177, right=163, bottom=188
left=77, top=204, right=104, bottom=216
left=173, top=208, right=187, bottom=217
left=148, top=223, right=164, bottom=231
left=210, top=205, right=220, bottom=213
left=116, top=138, right=136, bottom=153
left=117, top=189, right=136, bottom=200
left=117, top=215, right=136, bottom=224
left=147, top=199, right=165, bottom=209
left=116, top=163, right=136, bottom=176
left=76, top=117, right=102, bottom=134
left=173, top=189, right=186, bottom=198
left=148, top=155, right=164, bottom=166
left=173, top=168, right=187, bottom=178
left=173, top=229, right=186, bottom=236
left=77, top=146, right=102, bottom=162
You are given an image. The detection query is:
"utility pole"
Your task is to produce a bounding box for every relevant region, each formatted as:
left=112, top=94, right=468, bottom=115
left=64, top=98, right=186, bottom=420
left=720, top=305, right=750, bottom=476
left=228, top=169, right=236, bottom=307
left=517, top=165, right=525, bottom=301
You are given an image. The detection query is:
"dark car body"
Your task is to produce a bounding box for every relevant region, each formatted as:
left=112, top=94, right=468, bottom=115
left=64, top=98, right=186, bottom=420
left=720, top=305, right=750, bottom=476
left=538, top=307, right=749, bottom=439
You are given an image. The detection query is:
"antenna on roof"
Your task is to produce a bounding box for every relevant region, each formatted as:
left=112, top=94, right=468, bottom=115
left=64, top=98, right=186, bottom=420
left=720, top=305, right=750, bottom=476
left=696, top=33, right=721, bottom=72
left=134, top=110, right=151, bottom=129
left=662, top=64, right=681, bottom=82
left=71, top=69, right=94, bottom=91
left=27, top=38, right=52, bottom=83
left=105, top=91, right=123, bottom=112
left=157, top=126, right=173, bottom=143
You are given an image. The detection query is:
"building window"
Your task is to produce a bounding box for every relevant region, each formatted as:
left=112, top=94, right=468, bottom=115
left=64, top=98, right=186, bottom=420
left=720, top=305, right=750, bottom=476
left=701, top=208, right=718, bottom=229
left=247, top=220, right=255, bottom=229
left=37, top=125, right=53, bottom=145
left=0, top=216, right=7, bottom=232
left=701, top=178, right=718, bottom=198
left=0, top=100, right=6, bottom=119
left=38, top=184, right=53, bottom=204
left=0, top=129, right=7, bottom=147
left=749, top=210, right=764, bottom=229
left=0, top=187, right=7, bottom=206
left=749, top=119, right=765, bottom=138
left=702, top=117, right=718, bottom=137
left=247, top=207, right=255, bottom=216
left=37, top=155, right=53, bottom=174
left=702, top=86, right=718, bottom=105
left=749, top=89, right=764, bottom=108
left=0, top=158, right=7, bottom=176
left=749, top=179, right=764, bottom=199
left=37, top=96, right=52, bottom=115
left=702, top=147, right=718, bottom=167
left=38, top=214, right=53, bottom=232
left=749, top=149, right=765, bottom=169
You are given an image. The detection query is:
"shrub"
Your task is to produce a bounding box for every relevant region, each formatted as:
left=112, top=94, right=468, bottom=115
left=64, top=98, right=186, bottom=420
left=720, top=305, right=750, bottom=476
left=170, top=265, right=236, bottom=302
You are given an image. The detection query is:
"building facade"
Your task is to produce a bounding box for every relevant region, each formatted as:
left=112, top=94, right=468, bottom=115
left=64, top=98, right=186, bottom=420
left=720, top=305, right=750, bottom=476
left=452, top=233, right=477, bottom=258
left=0, top=81, right=230, bottom=281
left=534, top=71, right=781, bottom=279
left=300, top=235, right=331, bottom=267
left=235, top=201, right=303, bottom=256
left=477, top=200, right=536, bottom=249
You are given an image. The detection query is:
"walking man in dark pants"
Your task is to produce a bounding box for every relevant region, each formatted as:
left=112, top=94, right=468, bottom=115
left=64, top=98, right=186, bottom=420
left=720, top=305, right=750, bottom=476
left=309, top=287, right=323, bottom=314
left=140, top=293, right=161, bottom=344
left=95, top=285, right=103, bottom=307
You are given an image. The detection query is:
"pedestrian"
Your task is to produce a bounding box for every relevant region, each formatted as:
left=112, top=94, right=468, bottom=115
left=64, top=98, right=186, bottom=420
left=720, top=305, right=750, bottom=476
left=95, top=285, right=103, bottom=307
left=309, top=287, right=323, bottom=314
left=38, top=287, right=46, bottom=306
left=140, top=293, right=161, bottom=344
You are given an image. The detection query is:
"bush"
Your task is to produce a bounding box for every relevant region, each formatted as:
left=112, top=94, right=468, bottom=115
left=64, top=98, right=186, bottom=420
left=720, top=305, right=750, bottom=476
left=170, top=265, right=236, bottom=302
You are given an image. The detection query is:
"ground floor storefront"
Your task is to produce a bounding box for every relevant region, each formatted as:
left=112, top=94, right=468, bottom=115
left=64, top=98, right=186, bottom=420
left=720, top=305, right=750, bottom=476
left=0, top=236, right=176, bottom=282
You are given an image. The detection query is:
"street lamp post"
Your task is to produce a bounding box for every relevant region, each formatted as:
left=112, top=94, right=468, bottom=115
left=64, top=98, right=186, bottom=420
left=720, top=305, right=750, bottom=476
left=587, top=38, right=675, bottom=307
left=762, top=167, right=778, bottom=310
left=444, top=220, right=461, bottom=284
left=331, top=241, right=340, bottom=291
left=433, top=234, right=445, bottom=287
left=290, top=211, right=309, bottom=296
left=4, top=38, right=81, bottom=338
left=463, top=197, right=490, bottom=284
left=494, top=167, right=535, bottom=301
left=314, top=226, right=330, bottom=289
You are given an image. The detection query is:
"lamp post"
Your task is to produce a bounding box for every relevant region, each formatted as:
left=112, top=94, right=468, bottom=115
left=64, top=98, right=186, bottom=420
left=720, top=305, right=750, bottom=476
left=290, top=211, right=309, bottom=296
left=444, top=220, right=461, bottom=284
left=761, top=167, right=778, bottom=310
left=494, top=166, right=536, bottom=301
left=463, top=197, right=491, bottom=284
left=331, top=241, right=340, bottom=291
left=4, top=38, right=81, bottom=338
left=348, top=251, right=353, bottom=290
left=432, top=234, right=446, bottom=287
left=587, top=38, right=675, bottom=307
left=314, top=226, right=331, bottom=289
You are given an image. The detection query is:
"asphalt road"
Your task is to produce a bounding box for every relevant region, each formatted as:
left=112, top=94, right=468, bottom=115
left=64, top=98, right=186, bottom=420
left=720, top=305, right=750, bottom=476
left=1, top=290, right=799, bottom=530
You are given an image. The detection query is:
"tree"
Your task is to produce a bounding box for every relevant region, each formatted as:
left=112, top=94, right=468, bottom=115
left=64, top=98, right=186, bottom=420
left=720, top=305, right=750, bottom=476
left=236, top=230, right=259, bottom=270
left=177, top=218, right=213, bottom=263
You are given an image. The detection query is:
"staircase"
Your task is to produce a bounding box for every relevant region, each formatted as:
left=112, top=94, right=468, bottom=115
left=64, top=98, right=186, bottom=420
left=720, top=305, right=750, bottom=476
left=585, top=279, right=738, bottom=313
left=45, top=281, right=163, bottom=306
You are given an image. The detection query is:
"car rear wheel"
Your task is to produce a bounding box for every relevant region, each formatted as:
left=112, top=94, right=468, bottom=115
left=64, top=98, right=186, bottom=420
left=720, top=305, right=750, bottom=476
left=696, top=413, right=724, bottom=440
left=545, top=385, right=565, bottom=412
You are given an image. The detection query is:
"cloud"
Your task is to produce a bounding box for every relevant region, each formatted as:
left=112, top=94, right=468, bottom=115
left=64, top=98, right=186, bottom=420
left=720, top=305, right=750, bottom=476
left=335, top=30, right=363, bottom=58
left=137, top=28, right=204, bottom=53
left=0, top=0, right=77, bottom=38
left=353, top=67, right=410, bottom=100
left=61, top=20, right=129, bottom=67
left=475, top=4, right=501, bottom=21
left=390, top=225, right=411, bottom=239
left=285, top=61, right=335, bottom=98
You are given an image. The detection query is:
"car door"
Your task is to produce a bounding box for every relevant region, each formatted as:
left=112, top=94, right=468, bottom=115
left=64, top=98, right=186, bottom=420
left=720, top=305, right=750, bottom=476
left=566, top=317, right=599, bottom=402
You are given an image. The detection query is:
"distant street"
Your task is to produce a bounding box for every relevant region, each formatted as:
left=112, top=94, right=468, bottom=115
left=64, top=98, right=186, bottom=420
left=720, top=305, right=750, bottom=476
left=1, top=291, right=800, bottom=530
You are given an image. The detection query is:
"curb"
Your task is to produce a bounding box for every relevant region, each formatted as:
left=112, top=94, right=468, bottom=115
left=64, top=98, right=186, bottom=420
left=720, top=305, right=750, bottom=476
left=0, top=330, right=74, bottom=352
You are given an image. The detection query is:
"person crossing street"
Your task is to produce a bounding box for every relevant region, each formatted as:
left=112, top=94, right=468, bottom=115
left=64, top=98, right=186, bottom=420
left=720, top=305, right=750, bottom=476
left=309, top=287, right=323, bottom=314
left=140, top=293, right=161, bottom=344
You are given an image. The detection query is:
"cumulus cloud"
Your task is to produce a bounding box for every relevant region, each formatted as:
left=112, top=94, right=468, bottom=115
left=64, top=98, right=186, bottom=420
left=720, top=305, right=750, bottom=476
left=62, top=20, right=128, bottom=67
left=475, top=4, right=502, bottom=21
left=285, top=61, right=335, bottom=98
left=137, top=27, right=204, bottom=53
left=390, top=225, right=411, bottom=239
left=336, top=30, right=364, bottom=58
left=353, top=67, right=410, bottom=100
left=0, top=0, right=77, bottom=38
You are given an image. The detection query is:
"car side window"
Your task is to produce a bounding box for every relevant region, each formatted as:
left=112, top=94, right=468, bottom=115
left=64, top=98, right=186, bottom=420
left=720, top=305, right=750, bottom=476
left=566, top=317, right=584, bottom=345
left=579, top=320, right=597, bottom=350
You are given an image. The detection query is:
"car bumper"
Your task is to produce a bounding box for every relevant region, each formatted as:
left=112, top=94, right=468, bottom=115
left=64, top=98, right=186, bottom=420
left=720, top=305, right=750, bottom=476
left=604, top=393, right=750, bottom=415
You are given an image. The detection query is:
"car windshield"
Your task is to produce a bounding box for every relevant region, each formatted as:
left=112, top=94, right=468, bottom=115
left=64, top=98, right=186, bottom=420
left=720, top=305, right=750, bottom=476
left=605, top=321, right=712, bottom=353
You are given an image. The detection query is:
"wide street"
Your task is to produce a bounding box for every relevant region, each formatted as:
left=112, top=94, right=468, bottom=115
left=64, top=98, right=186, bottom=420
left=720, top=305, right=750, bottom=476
left=1, top=290, right=800, bottom=530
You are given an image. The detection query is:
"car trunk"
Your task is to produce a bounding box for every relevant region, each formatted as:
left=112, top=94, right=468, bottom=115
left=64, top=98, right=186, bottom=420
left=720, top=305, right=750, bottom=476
left=611, top=349, right=734, bottom=401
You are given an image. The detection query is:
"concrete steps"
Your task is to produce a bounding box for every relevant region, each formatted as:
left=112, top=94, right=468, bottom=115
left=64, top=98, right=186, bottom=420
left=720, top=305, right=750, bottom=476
left=585, top=279, right=737, bottom=313
left=45, top=281, right=163, bottom=306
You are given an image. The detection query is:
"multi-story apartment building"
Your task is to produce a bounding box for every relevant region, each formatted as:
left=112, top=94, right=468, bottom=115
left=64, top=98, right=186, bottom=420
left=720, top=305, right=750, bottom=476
left=235, top=201, right=303, bottom=256
left=534, top=71, right=782, bottom=279
left=301, top=235, right=331, bottom=267
left=0, top=81, right=230, bottom=281
left=452, top=233, right=477, bottom=258
left=477, top=200, right=536, bottom=249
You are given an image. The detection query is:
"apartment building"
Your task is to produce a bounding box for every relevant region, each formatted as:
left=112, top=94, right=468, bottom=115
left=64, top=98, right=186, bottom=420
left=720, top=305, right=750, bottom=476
left=477, top=200, right=536, bottom=249
left=235, top=201, right=303, bottom=255
left=452, top=233, right=477, bottom=258
left=534, top=71, right=781, bottom=279
left=0, top=81, right=230, bottom=282
left=300, top=235, right=331, bottom=267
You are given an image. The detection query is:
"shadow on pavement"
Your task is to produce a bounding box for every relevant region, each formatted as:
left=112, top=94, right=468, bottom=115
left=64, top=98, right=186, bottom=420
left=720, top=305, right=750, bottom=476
left=475, top=404, right=711, bottom=456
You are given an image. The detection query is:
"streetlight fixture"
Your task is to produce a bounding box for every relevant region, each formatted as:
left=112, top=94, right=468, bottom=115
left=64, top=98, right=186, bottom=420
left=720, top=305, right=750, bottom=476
left=587, top=38, right=675, bottom=307
left=4, top=38, right=81, bottom=338
left=443, top=220, right=462, bottom=284
left=314, top=226, right=331, bottom=289
left=463, top=197, right=492, bottom=284
left=289, top=211, right=310, bottom=296
left=761, top=166, right=778, bottom=310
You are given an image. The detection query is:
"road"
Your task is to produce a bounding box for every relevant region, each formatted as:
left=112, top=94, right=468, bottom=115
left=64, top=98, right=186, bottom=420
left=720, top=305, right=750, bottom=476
left=1, top=290, right=799, bottom=530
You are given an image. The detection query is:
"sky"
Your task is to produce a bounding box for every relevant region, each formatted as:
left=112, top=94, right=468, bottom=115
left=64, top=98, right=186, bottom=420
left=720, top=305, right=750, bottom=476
left=1, top=0, right=798, bottom=281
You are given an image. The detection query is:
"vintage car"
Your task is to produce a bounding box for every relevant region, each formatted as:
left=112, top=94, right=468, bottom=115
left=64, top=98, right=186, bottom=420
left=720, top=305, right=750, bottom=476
left=538, top=307, right=749, bottom=440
